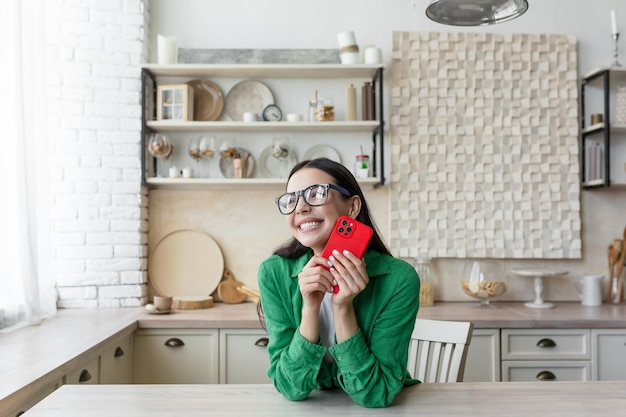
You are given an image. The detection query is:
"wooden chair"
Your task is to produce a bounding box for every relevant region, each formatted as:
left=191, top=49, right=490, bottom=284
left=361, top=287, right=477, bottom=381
left=407, top=318, right=474, bottom=383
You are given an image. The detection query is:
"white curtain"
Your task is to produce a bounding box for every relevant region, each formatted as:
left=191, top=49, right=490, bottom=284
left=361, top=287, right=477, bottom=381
left=0, top=0, right=56, bottom=331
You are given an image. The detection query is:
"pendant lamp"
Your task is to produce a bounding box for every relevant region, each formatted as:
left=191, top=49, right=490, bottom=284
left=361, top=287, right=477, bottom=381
left=426, top=0, right=529, bottom=26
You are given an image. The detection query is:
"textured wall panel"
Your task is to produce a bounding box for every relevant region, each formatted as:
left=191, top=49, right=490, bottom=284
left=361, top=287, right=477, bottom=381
left=389, top=32, right=581, bottom=259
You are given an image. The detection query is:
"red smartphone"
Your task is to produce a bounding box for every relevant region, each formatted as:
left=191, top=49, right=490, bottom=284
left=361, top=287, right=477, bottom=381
left=321, top=215, right=373, bottom=293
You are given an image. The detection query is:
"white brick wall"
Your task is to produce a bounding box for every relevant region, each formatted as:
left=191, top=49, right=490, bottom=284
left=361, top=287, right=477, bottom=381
left=46, top=0, right=150, bottom=308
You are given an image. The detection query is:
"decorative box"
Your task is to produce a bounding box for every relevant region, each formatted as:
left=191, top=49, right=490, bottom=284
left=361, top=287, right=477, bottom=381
left=156, top=84, right=194, bottom=121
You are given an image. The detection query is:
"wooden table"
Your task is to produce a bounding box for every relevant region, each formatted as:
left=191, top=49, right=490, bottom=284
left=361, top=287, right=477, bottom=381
left=22, top=382, right=626, bottom=416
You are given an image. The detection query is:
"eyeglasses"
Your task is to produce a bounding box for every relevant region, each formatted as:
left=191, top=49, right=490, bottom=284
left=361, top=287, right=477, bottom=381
left=275, top=183, right=352, bottom=215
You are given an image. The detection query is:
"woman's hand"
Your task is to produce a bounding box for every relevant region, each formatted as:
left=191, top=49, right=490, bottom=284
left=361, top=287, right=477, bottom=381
left=297, top=255, right=335, bottom=308
left=327, top=249, right=369, bottom=304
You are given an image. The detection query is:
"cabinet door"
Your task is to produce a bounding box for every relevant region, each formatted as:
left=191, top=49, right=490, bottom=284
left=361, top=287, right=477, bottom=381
left=502, top=360, right=591, bottom=382
left=502, top=329, right=590, bottom=360
left=219, top=328, right=271, bottom=384
left=463, top=329, right=501, bottom=382
left=65, top=356, right=101, bottom=384
left=101, top=334, right=133, bottom=384
left=133, top=329, right=218, bottom=384
left=593, top=329, right=626, bottom=381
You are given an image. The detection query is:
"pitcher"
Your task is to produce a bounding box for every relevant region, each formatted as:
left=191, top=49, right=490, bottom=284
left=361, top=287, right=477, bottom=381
left=574, top=274, right=604, bottom=306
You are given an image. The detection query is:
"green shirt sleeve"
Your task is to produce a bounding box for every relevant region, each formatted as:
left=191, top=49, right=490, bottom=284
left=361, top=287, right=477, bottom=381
left=258, top=256, right=330, bottom=401
left=330, top=257, right=419, bottom=407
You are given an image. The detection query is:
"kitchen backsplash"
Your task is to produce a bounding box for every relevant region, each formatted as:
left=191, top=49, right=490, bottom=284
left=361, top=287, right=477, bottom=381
left=149, top=187, right=625, bottom=303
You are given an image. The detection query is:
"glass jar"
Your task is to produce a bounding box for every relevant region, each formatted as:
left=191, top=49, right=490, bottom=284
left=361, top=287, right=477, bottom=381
left=315, top=98, right=334, bottom=121
left=414, top=252, right=434, bottom=306
left=354, top=154, right=370, bottom=178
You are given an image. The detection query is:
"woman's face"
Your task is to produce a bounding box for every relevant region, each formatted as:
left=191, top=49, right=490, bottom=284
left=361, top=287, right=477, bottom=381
left=285, top=167, right=358, bottom=255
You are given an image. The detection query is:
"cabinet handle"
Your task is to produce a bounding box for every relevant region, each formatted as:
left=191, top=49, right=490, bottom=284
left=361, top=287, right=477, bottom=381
left=114, top=346, right=124, bottom=357
left=165, top=337, right=185, bottom=347
left=536, top=370, right=556, bottom=381
left=536, top=338, right=556, bottom=348
left=78, top=369, right=92, bottom=383
left=254, top=337, right=269, bottom=347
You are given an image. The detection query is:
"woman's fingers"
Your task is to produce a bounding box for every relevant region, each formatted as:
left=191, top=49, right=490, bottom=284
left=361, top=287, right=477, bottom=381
left=328, top=249, right=368, bottom=295
left=299, top=257, right=335, bottom=293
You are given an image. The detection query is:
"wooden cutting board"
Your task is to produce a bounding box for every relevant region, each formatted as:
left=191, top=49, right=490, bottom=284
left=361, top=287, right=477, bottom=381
left=217, top=269, right=246, bottom=304
left=149, top=229, right=224, bottom=298
left=173, top=295, right=214, bottom=310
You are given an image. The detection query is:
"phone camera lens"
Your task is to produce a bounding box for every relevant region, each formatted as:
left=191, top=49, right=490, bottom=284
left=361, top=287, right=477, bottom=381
left=341, top=219, right=348, bottom=226
left=346, top=227, right=352, bottom=233
left=338, top=227, right=344, bottom=233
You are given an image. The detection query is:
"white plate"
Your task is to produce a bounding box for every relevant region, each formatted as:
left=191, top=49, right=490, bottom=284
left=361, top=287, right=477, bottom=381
left=219, top=147, right=256, bottom=178
left=259, top=145, right=298, bottom=178
left=225, top=80, right=274, bottom=122
left=302, top=145, right=342, bottom=163
left=149, top=229, right=224, bottom=298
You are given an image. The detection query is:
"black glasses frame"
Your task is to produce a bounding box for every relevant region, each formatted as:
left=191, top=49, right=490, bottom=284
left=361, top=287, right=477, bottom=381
left=275, top=183, right=352, bottom=215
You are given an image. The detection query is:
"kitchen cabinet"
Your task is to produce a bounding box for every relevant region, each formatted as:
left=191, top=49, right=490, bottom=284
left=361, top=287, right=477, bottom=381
left=100, top=333, right=134, bottom=384
left=6, top=378, right=63, bottom=417
left=133, top=328, right=270, bottom=385
left=140, top=64, right=385, bottom=189
left=64, top=356, right=101, bottom=385
left=219, top=328, right=271, bottom=384
left=463, top=329, right=500, bottom=382
left=592, top=328, right=626, bottom=381
left=500, top=329, right=591, bottom=382
left=133, top=328, right=219, bottom=383
left=580, top=67, right=626, bottom=188
left=8, top=330, right=134, bottom=416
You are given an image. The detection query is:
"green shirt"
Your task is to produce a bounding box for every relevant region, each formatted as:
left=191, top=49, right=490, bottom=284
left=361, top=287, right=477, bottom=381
left=257, top=249, right=420, bottom=408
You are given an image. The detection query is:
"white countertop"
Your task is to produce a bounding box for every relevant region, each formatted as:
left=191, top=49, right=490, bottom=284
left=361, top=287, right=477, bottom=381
left=22, top=381, right=626, bottom=416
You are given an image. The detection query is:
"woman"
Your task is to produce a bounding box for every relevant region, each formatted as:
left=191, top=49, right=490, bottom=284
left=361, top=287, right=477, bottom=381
left=257, top=158, right=420, bottom=408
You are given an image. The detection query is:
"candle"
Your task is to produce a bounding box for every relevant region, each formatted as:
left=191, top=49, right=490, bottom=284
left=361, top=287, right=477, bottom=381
left=611, top=10, right=618, bottom=35
left=157, top=34, right=177, bottom=64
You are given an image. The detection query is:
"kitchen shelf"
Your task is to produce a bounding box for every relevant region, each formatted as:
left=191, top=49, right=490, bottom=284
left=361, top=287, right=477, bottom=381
left=580, top=67, right=626, bottom=189
left=146, top=177, right=382, bottom=190
left=141, top=63, right=386, bottom=188
left=143, top=64, right=384, bottom=79
left=581, top=123, right=626, bottom=135
left=583, top=66, right=626, bottom=80
left=147, top=120, right=381, bottom=133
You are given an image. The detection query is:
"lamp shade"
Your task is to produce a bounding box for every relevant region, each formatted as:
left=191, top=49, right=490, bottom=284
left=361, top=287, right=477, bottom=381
left=426, top=0, right=529, bottom=26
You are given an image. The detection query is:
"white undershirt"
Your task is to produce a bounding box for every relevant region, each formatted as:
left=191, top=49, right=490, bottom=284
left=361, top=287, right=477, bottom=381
left=318, top=292, right=335, bottom=365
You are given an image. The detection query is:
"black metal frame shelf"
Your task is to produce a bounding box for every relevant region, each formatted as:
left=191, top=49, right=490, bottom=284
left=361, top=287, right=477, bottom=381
left=140, top=64, right=386, bottom=189
left=580, top=67, right=626, bottom=189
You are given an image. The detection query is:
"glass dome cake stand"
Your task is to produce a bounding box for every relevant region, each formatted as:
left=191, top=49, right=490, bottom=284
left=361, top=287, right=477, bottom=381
left=511, top=268, right=568, bottom=309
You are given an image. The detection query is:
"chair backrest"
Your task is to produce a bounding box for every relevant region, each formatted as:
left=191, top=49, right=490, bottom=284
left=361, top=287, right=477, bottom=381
left=407, top=318, right=474, bottom=383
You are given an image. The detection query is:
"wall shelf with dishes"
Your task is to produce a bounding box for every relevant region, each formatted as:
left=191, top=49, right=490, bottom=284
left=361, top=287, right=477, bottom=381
left=580, top=67, right=626, bottom=189
left=140, top=64, right=385, bottom=190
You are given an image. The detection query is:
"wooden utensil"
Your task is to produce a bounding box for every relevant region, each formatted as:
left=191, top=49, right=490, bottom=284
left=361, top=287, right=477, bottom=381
left=612, top=227, right=626, bottom=302
left=607, top=244, right=618, bottom=302
left=217, top=269, right=247, bottom=304
left=236, top=285, right=261, bottom=302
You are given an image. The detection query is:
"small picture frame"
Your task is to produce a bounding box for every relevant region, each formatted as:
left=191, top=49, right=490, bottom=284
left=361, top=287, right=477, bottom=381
left=156, top=84, right=194, bottom=121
